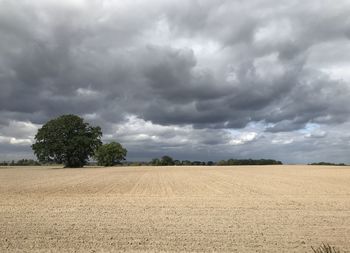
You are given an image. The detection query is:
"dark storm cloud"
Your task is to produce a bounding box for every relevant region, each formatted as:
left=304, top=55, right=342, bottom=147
left=1, top=0, right=350, bottom=163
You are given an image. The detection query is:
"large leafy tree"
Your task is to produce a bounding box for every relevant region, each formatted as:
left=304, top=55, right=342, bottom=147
left=95, top=142, right=127, bottom=166
left=32, top=114, right=102, bottom=168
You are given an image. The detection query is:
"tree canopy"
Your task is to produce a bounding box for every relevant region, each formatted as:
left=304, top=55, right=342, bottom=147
left=95, top=142, right=127, bottom=166
left=32, top=114, right=102, bottom=168
left=150, top=156, right=175, bottom=166
left=160, top=155, right=174, bottom=165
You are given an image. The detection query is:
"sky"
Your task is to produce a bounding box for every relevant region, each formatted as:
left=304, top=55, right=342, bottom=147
left=0, top=0, right=350, bottom=164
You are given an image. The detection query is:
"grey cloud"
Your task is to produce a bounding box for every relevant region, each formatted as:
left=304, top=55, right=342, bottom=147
left=0, top=0, right=350, bottom=163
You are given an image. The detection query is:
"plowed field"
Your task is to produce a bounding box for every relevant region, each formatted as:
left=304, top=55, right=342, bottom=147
left=1, top=165, right=350, bottom=252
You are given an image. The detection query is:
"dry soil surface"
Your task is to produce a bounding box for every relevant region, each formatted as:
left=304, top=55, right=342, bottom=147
left=0, top=165, right=350, bottom=252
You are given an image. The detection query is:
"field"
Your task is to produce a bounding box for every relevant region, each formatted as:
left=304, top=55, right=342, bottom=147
left=1, top=165, right=350, bottom=252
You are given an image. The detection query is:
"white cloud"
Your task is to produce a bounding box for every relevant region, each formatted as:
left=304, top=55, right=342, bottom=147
left=0, top=136, right=32, bottom=145
left=272, top=138, right=294, bottom=145
left=76, top=88, right=100, bottom=97
left=0, top=121, right=40, bottom=139
left=229, top=132, right=258, bottom=145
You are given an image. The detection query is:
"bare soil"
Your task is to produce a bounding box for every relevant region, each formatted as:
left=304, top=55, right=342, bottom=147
left=0, top=165, right=349, bottom=252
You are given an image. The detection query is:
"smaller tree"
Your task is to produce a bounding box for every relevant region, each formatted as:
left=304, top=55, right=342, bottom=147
left=95, top=142, right=127, bottom=166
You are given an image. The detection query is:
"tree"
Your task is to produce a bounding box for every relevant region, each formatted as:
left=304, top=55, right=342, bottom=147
left=207, top=161, right=215, bottom=166
left=95, top=142, right=127, bottom=166
left=160, top=155, right=174, bottom=166
left=32, top=114, right=102, bottom=168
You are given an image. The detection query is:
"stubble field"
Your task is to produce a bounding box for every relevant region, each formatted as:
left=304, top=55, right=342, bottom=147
left=0, top=165, right=350, bottom=252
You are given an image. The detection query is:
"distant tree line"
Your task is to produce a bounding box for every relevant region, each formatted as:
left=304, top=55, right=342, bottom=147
left=308, top=162, right=347, bottom=166
left=147, top=156, right=282, bottom=166
left=217, top=158, right=282, bottom=165
left=0, top=159, right=41, bottom=166
left=149, top=156, right=215, bottom=166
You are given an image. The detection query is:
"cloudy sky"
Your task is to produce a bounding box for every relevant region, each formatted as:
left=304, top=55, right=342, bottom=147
left=1, top=0, right=350, bottom=163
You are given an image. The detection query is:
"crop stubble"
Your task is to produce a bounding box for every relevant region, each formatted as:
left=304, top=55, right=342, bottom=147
left=0, top=165, right=349, bottom=252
